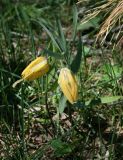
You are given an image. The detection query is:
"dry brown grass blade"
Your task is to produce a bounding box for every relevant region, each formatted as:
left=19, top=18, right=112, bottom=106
left=97, top=0, right=123, bottom=43
left=78, top=0, right=117, bottom=24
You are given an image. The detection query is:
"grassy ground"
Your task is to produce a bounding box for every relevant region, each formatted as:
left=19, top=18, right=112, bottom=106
left=1, top=0, right=123, bottom=159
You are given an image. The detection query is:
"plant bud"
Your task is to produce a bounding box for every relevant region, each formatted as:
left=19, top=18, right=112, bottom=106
left=58, top=68, right=78, bottom=104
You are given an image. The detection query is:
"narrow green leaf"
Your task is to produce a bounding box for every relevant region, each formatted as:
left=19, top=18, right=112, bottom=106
left=101, top=96, right=123, bottom=104
left=58, top=95, right=67, bottom=114
left=85, top=96, right=123, bottom=106
left=56, top=19, right=66, bottom=52
left=77, top=16, right=100, bottom=31
left=72, top=4, right=78, bottom=41
left=43, top=48, right=63, bottom=59
left=71, top=34, right=82, bottom=73
left=34, top=19, right=61, bottom=51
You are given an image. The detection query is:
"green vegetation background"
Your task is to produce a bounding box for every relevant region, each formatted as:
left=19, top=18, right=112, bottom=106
left=1, top=0, right=123, bottom=159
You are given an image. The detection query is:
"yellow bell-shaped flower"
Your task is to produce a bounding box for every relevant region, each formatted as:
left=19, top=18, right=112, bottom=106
left=22, top=56, right=49, bottom=81
left=12, top=56, right=49, bottom=88
left=58, top=68, right=78, bottom=104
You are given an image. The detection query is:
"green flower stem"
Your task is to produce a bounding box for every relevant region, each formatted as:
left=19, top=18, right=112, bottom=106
left=21, top=83, right=26, bottom=159
left=68, top=102, right=73, bottom=126
left=45, top=75, right=56, bottom=136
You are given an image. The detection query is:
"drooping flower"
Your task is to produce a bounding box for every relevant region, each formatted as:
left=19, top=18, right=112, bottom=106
left=21, top=56, right=49, bottom=81
left=12, top=56, right=49, bottom=88
left=58, top=68, right=78, bottom=104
